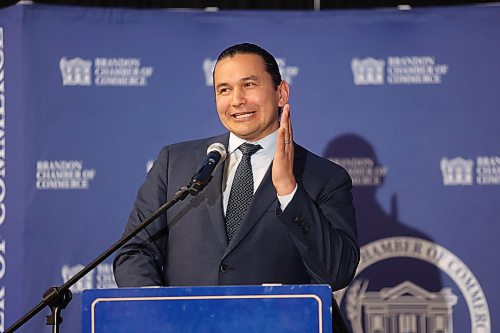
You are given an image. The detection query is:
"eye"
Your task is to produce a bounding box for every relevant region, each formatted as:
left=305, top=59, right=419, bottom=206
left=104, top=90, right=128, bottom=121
left=218, top=87, right=231, bottom=95
left=244, top=81, right=256, bottom=88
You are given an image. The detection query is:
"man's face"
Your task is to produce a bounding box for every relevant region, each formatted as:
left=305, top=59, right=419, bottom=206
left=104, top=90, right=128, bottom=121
left=214, top=53, right=288, bottom=142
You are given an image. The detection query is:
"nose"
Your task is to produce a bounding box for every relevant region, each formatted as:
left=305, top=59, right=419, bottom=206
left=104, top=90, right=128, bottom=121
left=231, top=87, right=246, bottom=107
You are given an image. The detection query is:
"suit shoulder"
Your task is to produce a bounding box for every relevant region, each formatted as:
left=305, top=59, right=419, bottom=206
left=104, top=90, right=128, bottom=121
left=296, top=144, right=350, bottom=179
left=158, top=133, right=228, bottom=156
left=295, top=144, right=353, bottom=199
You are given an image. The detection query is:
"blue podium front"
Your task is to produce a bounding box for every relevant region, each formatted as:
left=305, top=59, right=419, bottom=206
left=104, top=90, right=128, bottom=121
left=82, top=285, right=332, bottom=333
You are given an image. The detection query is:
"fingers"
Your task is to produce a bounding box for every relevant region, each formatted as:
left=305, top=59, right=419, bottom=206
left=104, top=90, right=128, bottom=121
left=287, top=104, right=293, bottom=142
left=273, top=103, right=296, bottom=195
left=280, top=104, right=293, bottom=146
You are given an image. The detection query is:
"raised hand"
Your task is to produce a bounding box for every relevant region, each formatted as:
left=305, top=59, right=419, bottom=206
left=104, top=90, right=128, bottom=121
left=272, top=104, right=296, bottom=196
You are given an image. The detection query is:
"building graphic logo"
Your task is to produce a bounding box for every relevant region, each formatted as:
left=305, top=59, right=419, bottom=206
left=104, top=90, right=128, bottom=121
left=336, top=237, right=491, bottom=333
left=61, top=264, right=94, bottom=293
left=203, top=57, right=299, bottom=86
left=351, top=57, right=385, bottom=85
left=440, top=156, right=500, bottom=186
left=352, top=56, right=449, bottom=85
left=203, top=58, right=217, bottom=86
left=60, top=57, right=92, bottom=86
left=60, top=56, right=153, bottom=87
left=347, top=280, right=457, bottom=333
left=440, top=157, right=474, bottom=186
left=61, top=263, right=116, bottom=294
left=275, top=58, right=300, bottom=84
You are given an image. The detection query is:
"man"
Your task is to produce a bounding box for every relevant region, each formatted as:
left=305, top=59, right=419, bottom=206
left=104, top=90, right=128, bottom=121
left=114, top=43, right=359, bottom=331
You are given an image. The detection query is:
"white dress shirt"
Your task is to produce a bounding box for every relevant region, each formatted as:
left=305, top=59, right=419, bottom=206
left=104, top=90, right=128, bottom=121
left=222, top=131, right=297, bottom=215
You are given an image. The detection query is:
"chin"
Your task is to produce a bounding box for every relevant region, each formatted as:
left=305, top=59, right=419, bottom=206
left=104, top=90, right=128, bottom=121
left=231, top=127, right=257, bottom=138
left=234, top=131, right=260, bottom=141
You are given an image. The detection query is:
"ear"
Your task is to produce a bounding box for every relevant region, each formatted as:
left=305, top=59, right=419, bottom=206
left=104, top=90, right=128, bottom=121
left=277, top=81, right=290, bottom=107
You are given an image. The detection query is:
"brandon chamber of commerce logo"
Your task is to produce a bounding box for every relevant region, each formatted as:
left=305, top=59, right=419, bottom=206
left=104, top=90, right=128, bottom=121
left=61, top=263, right=116, bottom=294
left=60, top=57, right=154, bottom=87
left=351, top=56, right=449, bottom=86
left=440, top=156, right=500, bottom=186
left=36, top=160, right=96, bottom=190
left=202, top=57, right=299, bottom=86
left=329, top=157, right=388, bottom=186
left=335, top=237, right=491, bottom=333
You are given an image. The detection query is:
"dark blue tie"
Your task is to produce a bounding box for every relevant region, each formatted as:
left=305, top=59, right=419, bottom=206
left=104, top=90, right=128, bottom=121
left=225, top=143, right=262, bottom=242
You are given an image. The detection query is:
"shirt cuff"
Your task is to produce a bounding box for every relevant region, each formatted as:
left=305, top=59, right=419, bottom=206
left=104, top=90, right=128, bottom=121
left=277, top=183, right=298, bottom=211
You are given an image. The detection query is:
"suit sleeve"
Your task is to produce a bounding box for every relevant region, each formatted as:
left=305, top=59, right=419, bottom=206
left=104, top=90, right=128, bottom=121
left=277, top=164, right=359, bottom=291
left=113, top=147, right=170, bottom=287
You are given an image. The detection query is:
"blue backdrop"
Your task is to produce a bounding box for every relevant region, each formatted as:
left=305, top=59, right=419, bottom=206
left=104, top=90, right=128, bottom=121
left=1, top=3, right=499, bottom=332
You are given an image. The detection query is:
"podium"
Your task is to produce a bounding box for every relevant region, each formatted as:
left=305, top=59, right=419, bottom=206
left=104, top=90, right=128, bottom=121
left=82, top=284, right=332, bottom=333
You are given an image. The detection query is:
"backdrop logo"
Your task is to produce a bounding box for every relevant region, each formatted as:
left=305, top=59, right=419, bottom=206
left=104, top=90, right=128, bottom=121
left=329, top=157, right=387, bottom=186
left=440, top=156, right=500, bottom=186
left=351, top=58, right=385, bottom=85
left=275, top=58, right=300, bottom=84
left=146, top=159, right=155, bottom=173
left=352, top=56, right=449, bottom=85
left=441, top=157, right=474, bottom=185
left=59, top=57, right=154, bottom=87
left=203, top=57, right=299, bottom=86
left=336, top=237, right=491, bottom=333
left=61, top=263, right=116, bottom=294
left=94, top=58, right=153, bottom=86
left=60, top=57, right=92, bottom=86
left=36, top=160, right=96, bottom=190
left=202, top=58, right=216, bottom=86
left=476, top=156, right=500, bottom=185
left=347, top=280, right=457, bottom=333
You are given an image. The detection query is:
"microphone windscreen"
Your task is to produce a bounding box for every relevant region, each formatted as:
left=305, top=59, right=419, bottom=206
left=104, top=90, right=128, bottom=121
left=207, top=143, right=227, bottom=163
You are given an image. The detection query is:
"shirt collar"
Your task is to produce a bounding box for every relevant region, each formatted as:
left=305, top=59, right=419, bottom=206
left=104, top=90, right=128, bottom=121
left=228, top=131, right=277, bottom=158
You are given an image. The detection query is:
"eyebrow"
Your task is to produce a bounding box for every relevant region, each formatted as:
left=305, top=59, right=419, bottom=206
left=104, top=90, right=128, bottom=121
left=215, top=75, right=261, bottom=90
left=215, top=82, right=229, bottom=90
left=241, top=75, right=260, bottom=82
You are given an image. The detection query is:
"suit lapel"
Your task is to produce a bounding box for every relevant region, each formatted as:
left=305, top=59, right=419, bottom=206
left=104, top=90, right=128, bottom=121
left=223, top=164, right=276, bottom=257
left=222, top=142, right=307, bottom=257
left=202, top=134, right=230, bottom=248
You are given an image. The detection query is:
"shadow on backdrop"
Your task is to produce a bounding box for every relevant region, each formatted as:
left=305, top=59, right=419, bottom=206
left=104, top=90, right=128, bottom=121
left=323, top=134, right=444, bottom=330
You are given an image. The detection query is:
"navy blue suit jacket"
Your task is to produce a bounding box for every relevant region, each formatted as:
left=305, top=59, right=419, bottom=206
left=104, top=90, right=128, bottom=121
left=114, top=133, right=359, bottom=329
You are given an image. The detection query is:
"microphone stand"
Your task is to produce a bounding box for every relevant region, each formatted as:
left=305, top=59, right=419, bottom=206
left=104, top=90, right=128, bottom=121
left=4, top=175, right=210, bottom=333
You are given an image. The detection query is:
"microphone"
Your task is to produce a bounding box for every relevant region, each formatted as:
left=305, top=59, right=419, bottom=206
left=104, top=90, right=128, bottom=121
left=189, top=143, right=227, bottom=195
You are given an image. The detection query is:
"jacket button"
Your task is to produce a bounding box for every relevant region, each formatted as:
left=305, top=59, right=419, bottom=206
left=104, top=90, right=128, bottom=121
left=220, top=263, right=229, bottom=272
left=294, top=217, right=305, bottom=224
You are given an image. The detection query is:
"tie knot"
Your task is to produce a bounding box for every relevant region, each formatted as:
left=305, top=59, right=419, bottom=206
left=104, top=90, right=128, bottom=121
left=238, top=143, right=262, bottom=157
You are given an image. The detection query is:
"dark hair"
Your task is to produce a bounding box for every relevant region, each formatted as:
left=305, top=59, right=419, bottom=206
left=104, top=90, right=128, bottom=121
left=214, top=43, right=282, bottom=89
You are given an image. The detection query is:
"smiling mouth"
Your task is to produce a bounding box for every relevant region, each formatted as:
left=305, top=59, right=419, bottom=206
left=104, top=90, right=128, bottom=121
left=232, top=112, right=255, bottom=120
